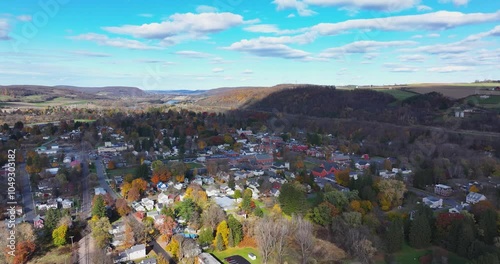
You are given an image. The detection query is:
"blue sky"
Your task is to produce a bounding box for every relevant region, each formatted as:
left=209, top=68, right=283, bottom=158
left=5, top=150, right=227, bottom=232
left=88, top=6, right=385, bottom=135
left=0, top=0, right=498, bottom=90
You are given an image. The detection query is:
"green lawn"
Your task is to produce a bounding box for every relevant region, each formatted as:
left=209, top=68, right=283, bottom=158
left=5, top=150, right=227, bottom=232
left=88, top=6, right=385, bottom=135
left=378, top=89, right=418, bottom=101
left=107, top=166, right=137, bottom=177
left=210, top=247, right=260, bottom=263
left=74, top=119, right=96, bottom=123
left=186, top=162, right=204, bottom=169
left=254, top=200, right=270, bottom=216
left=383, top=244, right=468, bottom=264
left=304, top=161, right=318, bottom=170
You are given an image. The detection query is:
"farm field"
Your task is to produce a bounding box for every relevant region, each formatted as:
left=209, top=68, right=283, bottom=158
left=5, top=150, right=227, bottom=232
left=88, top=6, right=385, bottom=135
left=405, top=84, right=500, bottom=99
left=378, top=89, right=418, bottom=101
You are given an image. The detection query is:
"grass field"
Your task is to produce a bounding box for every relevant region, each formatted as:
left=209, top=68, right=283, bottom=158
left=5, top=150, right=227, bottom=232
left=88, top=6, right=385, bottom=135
left=376, top=244, right=469, bottom=264
left=74, top=119, right=96, bottom=123
left=186, top=162, right=204, bottom=169
left=210, top=247, right=260, bottom=263
left=107, top=166, right=137, bottom=177
left=378, top=89, right=418, bottom=101
left=254, top=199, right=270, bottom=216
left=466, top=95, right=500, bottom=109
left=28, top=245, right=72, bottom=264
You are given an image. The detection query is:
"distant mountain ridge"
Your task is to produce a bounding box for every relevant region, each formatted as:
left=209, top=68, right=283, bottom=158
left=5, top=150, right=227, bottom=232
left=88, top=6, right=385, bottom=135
left=0, top=85, right=147, bottom=101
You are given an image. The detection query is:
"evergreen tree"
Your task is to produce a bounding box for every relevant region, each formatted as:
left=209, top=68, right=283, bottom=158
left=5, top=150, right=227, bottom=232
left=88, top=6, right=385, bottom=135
left=228, top=228, right=235, bottom=247
left=241, top=189, right=253, bottom=213
left=216, top=232, right=224, bottom=251
left=409, top=213, right=431, bottom=248
left=479, top=209, right=498, bottom=244
left=136, top=164, right=149, bottom=180
left=278, top=183, right=307, bottom=215
left=386, top=219, right=404, bottom=253
left=227, top=215, right=243, bottom=245
left=44, top=209, right=62, bottom=234
left=228, top=176, right=235, bottom=190
left=92, top=195, right=106, bottom=218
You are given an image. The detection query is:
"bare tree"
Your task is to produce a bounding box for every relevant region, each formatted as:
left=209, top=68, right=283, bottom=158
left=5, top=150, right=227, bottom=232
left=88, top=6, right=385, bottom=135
left=293, top=215, right=315, bottom=264
left=201, top=203, right=226, bottom=230
left=274, top=217, right=291, bottom=264
left=255, top=217, right=278, bottom=264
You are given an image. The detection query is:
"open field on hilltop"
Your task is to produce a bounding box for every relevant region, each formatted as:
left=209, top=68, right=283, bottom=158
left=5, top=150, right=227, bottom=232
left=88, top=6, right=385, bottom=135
left=466, top=95, right=500, bottom=109
left=403, top=84, right=500, bottom=99
left=374, top=244, right=468, bottom=264
left=378, top=89, right=418, bottom=101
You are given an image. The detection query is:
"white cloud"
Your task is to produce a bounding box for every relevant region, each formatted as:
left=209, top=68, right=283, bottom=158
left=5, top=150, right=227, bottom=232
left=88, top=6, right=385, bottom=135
left=196, top=5, right=218, bottom=13
left=390, top=67, right=419, bottom=72
left=212, top=67, right=224, bottom=73
left=272, top=0, right=317, bottom=16
left=243, top=24, right=305, bottom=34
left=439, top=0, right=470, bottom=6
left=70, top=50, right=112, bottom=57
left=224, top=38, right=311, bottom=59
left=0, top=19, right=10, bottom=40
left=174, top=50, right=213, bottom=58
left=103, top=12, right=245, bottom=40
left=311, top=11, right=500, bottom=36
left=399, top=54, right=426, bottom=62
left=138, top=13, right=153, bottom=18
left=242, top=69, right=254, bottom=74
left=427, top=33, right=440, bottom=38
left=411, top=34, right=423, bottom=39
left=417, top=5, right=432, bottom=12
left=463, top=25, right=500, bottom=42
left=304, top=0, right=419, bottom=12
left=320, top=40, right=416, bottom=58
left=427, top=66, right=472, bottom=72
left=69, top=33, right=160, bottom=50
left=16, top=15, right=32, bottom=22
left=287, top=13, right=296, bottom=18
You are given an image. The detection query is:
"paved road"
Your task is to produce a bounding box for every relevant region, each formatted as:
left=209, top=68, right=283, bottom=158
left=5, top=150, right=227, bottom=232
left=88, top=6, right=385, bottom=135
left=19, top=163, right=35, bottom=222
left=95, top=157, right=118, bottom=199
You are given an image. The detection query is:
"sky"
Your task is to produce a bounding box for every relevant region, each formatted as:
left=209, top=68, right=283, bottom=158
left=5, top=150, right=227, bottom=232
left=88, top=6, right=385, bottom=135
left=0, top=0, right=499, bottom=90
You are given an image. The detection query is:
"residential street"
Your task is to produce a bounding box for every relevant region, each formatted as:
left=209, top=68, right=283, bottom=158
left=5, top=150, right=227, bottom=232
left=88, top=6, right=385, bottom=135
left=20, top=162, right=35, bottom=222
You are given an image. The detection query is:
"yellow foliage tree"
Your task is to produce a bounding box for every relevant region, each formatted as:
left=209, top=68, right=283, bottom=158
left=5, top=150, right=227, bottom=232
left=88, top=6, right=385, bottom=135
left=469, top=185, right=479, bottom=193
left=214, top=220, right=230, bottom=247
left=165, top=237, right=180, bottom=260
left=121, top=182, right=132, bottom=198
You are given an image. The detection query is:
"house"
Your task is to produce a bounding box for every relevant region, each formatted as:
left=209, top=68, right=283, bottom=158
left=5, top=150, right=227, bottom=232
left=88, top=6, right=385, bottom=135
left=331, top=153, right=351, bottom=163
left=156, top=182, right=168, bottom=192
left=114, top=244, right=146, bottom=263
left=95, top=187, right=107, bottom=196
left=312, top=162, right=341, bottom=178
left=422, top=197, right=443, bottom=209
left=139, top=258, right=157, bottom=264
left=254, top=154, right=273, bottom=169
left=61, top=199, right=73, bottom=209
left=33, top=215, right=44, bottom=229
left=466, top=192, right=487, bottom=204
left=157, top=193, right=173, bottom=206
left=379, top=170, right=397, bottom=179
left=110, top=223, right=125, bottom=235
left=45, top=168, right=59, bottom=175
left=198, top=253, right=222, bottom=264
left=206, top=186, right=220, bottom=197
left=141, top=198, right=155, bottom=211
left=355, top=161, right=370, bottom=170
left=214, top=196, right=237, bottom=211
left=434, top=184, right=452, bottom=197
left=46, top=199, right=58, bottom=209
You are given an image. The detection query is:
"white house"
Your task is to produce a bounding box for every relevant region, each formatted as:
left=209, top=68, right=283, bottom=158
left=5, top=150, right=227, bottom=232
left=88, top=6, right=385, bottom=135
left=466, top=192, right=487, bottom=204
left=422, top=197, right=443, bottom=209
left=61, top=199, right=73, bottom=209
left=114, top=244, right=146, bottom=263
left=214, top=196, right=237, bottom=211
left=141, top=198, right=155, bottom=211
left=157, top=193, right=173, bottom=205
left=95, top=187, right=107, bottom=196
left=206, top=186, right=220, bottom=197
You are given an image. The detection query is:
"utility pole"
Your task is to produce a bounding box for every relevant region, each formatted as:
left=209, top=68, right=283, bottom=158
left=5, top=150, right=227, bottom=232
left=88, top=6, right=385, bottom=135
left=70, top=235, right=74, bottom=247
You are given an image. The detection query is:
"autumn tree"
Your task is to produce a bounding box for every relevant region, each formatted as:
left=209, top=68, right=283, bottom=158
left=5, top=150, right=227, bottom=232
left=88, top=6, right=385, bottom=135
left=52, top=224, right=68, bottom=246
left=156, top=216, right=177, bottom=243
left=336, top=169, right=351, bottom=186
left=123, top=219, right=135, bottom=249
left=107, top=161, right=116, bottom=170
left=116, top=198, right=131, bottom=216
left=376, top=179, right=406, bottom=211
left=214, top=220, right=230, bottom=248
left=89, top=216, right=112, bottom=248
left=127, top=187, right=140, bottom=202
left=166, top=236, right=180, bottom=259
